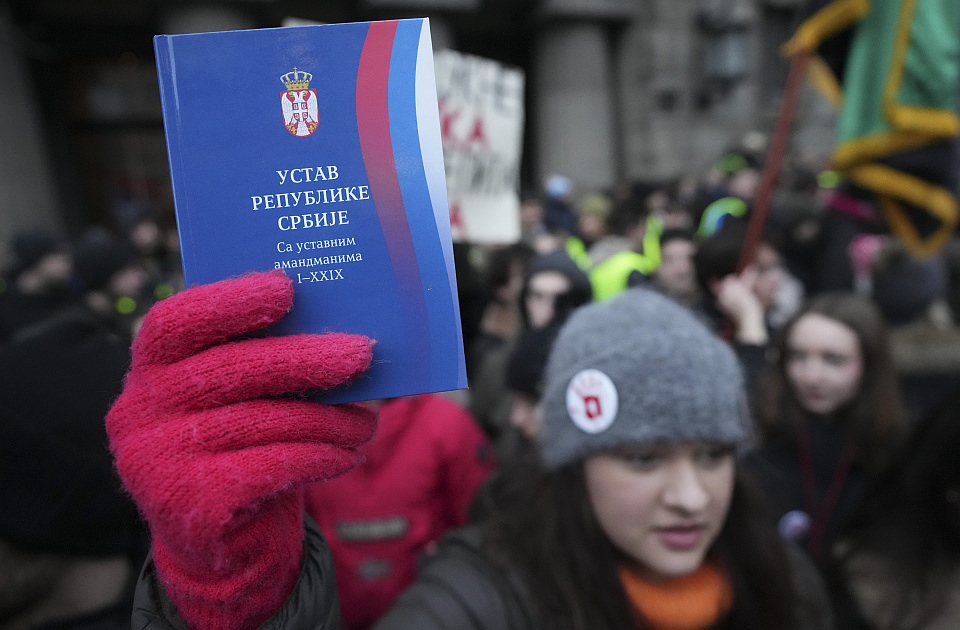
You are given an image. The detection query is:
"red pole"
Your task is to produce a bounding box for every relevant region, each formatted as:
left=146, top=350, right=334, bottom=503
left=736, top=48, right=811, bottom=273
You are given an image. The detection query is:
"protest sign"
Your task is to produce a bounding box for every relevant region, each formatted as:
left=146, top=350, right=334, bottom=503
left=434, top=50, right=525, bottom=243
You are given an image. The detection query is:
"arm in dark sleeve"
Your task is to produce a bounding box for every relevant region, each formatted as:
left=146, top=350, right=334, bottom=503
left=734, top=341, right=768, bottom=404
left=373, top=528, right=531, bottom=630
left=131, top=515, right=342, bottom=630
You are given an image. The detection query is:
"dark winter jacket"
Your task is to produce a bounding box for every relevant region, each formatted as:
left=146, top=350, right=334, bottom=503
left=130, top=517, right=341, bottom=630
left=741, top=415, right=869, bottom=563
left=372, top=526, right=532, bottom=630
left=372, top=525, right=833, bottom=630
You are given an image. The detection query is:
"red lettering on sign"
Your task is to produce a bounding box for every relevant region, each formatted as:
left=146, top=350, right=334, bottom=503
left=439, top=101, right=461, bottom=144
left=467, top=117, right=487, bottom=147
left=449, top=202, right=466, bottom=238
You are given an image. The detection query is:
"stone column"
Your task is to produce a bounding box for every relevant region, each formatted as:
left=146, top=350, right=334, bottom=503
left=0, top=7, right=63, bottom=250
left=533, top=21, right=617, bottom=192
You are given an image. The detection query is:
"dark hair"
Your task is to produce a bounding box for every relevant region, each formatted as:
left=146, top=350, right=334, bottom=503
left=692, top=219, right=783, bottom=297
left=517, top=251, right=593, bottom=330
left=483, top=243, right=536, bottom=304
left=831, top=384, right=960, bottom=629
left=658, top=227, right=695, bottom=250
left=608, top=195, right=651, bottom=237
left=480, top=450, right=799, bottom=629
left=760, top=292, right=908, bottom=470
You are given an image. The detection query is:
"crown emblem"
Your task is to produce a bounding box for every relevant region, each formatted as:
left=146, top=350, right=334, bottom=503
left=281, top=67, right=312, bottom=91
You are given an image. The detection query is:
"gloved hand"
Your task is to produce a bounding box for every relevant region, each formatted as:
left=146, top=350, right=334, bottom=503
left=106, top=270, right=377, bottom=630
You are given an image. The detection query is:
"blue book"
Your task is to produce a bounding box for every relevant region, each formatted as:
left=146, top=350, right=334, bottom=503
left=155, top=19, right=467, bottom=404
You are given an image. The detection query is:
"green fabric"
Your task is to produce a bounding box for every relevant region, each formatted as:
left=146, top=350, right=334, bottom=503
left=838, top=0, right=959, bottom=143
left=587, top=217, right=664, bottom=301
left=589, top=250, right=656, bottom=302
left=642, top=215, right=664, bottom=269
left=899, top=0, right=959, bottom=111
left=564, top=237, right=593, bottom=272
left=696, top=197, right=748, bottom=240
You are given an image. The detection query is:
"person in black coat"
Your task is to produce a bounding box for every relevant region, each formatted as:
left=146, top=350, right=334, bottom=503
left=0, top=309, right=146, bottom=629
left=743, top=292, right=909, bottom=565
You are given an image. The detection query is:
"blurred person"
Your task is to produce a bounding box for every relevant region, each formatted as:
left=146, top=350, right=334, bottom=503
left=452, top=242, right=487, bottom=384
left=575, top=191, right=613, bottom=249
left=518, top=250, right=592, bottom=330
left=589, top=193, right=662, bottom=301
left=803, top=182, right=885, bottom=295
left=0, top=229, right=76, bottom=341
left=661, top=176, right=699, bottom=231
left=0, top=296, right=146, bottom=629
left=829, top=383, right=960, bottom=630
left=469, top=249, right=592, bottom=446
left=725, top=165, right=761, bottom=208
left=73, top=229, right=161, bottom=342
left=652, top=227, right=700, bottom=307
left=517, top=185, right=550, bottom=251
left=859, top=238, right=960, bottom=422
left=126, top=215, right=182, bottom=296
left=467, top=243, right=536, bottom=378
left=304, top=394, right=494, bottom=629
left=541, top=174, right=579, bottom=239
left=488, top=321, right=565, bottom=464
left=693, top=219, right=801, bottom=349
left=376, top=288, right=833, bottom=629
left=744, top=292, right=909, bottom=567
left=704, top=150, right=762, bottom=206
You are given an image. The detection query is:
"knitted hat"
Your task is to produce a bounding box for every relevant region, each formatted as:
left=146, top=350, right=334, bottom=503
left=545, top=174, right=573, bottom=199
left=871, top=248, right=947, bottom=327
left=540, top=287, right=751, bottom=469
left=576, top=192, right=613, bottom=220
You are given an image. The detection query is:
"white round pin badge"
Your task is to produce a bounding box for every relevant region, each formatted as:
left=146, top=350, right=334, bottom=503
left=566, top=369, right=618, bottom=434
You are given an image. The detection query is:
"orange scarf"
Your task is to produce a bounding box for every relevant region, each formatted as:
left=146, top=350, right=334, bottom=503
left=619, top=561, right=734, bottom=630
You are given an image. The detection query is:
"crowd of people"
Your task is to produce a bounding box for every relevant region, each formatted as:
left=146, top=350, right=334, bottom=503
left=4, top=142, right=960, bottom=630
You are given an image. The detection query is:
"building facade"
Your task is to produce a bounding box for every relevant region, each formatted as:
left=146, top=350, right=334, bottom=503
left=0, top=0, right=835, bottom=245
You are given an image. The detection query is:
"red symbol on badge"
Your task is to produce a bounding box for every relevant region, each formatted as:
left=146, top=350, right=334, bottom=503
left=582, top=395, right=602, bottom=419
left=566, top=369, right=618, bottom=434
left=281, top=67, right=318, bottom=137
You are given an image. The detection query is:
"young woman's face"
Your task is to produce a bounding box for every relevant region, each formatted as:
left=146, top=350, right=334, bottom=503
left=584, top=443, right=735, bottom=582
left=785, top=313, right=864, bottom=415
left=525, top=270, right=572, bottom=330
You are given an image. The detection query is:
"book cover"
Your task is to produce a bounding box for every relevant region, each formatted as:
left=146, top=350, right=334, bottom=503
left=154, top=19, right=467, bottom=404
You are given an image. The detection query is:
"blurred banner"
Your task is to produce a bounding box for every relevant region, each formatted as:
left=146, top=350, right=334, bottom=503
left=434, top=50, right=525, bottom=243
left=785, top=0, right=960, bottom=257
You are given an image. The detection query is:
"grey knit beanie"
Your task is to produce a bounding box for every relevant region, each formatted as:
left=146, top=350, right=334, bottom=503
left=540, top=287, right=751, bottom=469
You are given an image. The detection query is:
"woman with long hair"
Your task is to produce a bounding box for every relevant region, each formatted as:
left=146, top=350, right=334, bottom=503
left=745, top=292, right=908, bottom=563
left=374, top=288, right=832, bottom=629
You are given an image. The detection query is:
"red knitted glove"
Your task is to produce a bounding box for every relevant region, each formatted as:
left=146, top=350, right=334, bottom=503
left=106, top=270, right=376, bottom=630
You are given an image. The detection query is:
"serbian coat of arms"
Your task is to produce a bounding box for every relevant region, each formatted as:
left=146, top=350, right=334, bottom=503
left=281, top=68, right=319, bottom=137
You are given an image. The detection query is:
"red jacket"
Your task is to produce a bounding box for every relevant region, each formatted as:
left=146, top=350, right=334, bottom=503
left=305, top=394, right=494, bottom=629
